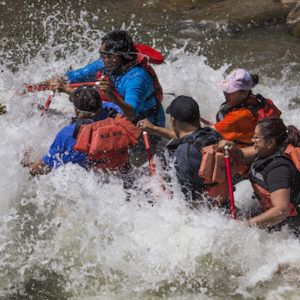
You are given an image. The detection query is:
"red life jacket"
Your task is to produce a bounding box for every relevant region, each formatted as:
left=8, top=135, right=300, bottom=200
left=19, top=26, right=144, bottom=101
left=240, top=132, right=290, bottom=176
left=250, top=144, right=300, bottom=216
left=134, top=44, right=163, bottom=104
left=73, top=114, right=141, bottom=171
left=96, top=44, right=164, bottom=105
left=216, top=94, right=281, bottom=147
left=216, top=94, right=281, bottom=123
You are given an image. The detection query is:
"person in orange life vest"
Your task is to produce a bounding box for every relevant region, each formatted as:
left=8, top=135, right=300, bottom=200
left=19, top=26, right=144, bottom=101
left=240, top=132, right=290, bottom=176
left=32, top=30, right=165, bottom=166
left=214, top=68, right=281, bottom=147
left=22, top=85, right=133, bottom=176
left=219, top=117, right=300, bottom=236
left=139, top=96, right=225, bottom=206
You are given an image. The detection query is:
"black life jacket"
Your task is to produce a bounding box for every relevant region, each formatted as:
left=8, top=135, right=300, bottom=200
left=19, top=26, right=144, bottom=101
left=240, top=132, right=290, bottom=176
left=165, top=127, right=228, bottom=203
left=250, top=146, right=300, bottom=216
left=166, top=127, right=223, bottom=154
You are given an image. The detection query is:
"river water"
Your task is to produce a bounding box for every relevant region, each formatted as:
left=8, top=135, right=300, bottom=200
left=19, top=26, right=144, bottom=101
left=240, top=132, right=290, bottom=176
left=0, top=0, right=300, bottom=299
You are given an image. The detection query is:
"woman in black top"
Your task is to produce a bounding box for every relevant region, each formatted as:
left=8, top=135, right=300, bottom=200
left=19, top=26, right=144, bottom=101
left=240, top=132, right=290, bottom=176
left=220, top=117, right=300, bottom=235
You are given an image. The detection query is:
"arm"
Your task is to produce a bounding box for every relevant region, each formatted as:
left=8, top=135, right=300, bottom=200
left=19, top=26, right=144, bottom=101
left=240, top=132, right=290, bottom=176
left=248, top=189, right=290, bottom=228
left=23, top=159, right=51, bottom=176
left=217, top=140, right=258, bottom=164
left=214, top=109, right=256, bottom=146
left=137, top=119, right=177, bottom=139
left=99, top=76, right=135, bottom=120
left=28, top=60, right=103, bottom=93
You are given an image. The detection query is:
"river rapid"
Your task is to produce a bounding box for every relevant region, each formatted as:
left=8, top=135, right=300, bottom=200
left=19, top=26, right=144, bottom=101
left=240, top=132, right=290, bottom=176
left=0, top=1, right=300, bottom=299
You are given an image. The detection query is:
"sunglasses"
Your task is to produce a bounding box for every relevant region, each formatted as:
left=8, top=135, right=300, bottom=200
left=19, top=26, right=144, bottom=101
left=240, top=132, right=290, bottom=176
left=99, top=51, right=115, bottom=59
left=252, top=135, right=265, bottom=142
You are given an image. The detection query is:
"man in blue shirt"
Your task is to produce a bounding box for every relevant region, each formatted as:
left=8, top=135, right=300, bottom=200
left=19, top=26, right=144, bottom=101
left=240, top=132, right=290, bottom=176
left=34, top=30, right=165, bottom=166
left=24, top=85, right=124, bottom=175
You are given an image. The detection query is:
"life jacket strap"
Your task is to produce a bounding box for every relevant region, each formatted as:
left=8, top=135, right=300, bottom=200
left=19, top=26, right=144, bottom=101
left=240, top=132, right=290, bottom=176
left=133, top=101, right=162, bottom=125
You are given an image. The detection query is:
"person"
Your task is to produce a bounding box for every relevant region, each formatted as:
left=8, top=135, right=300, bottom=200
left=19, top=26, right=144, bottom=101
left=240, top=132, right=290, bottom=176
left=31, top=30, right=165, bottom=166
left=219, top=117, right=300, bottom=236
left=139, top=95, right=229, bottom=207
left=138, top=69, right=281, bottom=148
left=23, top=85, right=140, bottom=176
left=214, top=68, right=281, bottom=147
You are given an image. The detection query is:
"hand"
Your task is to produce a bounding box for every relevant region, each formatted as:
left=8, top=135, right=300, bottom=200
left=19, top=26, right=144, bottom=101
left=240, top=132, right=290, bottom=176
left=137, top=119, right=155, bottom=133
left=217, top=140, right=236, bottom=152
left=99, top=75, right=114, bottom=96
left=49, top=77, right=64, bottom=92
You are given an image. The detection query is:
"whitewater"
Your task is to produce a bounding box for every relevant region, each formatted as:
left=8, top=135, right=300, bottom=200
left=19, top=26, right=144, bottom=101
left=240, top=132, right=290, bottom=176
left=0, top=1, right=300, bottom=299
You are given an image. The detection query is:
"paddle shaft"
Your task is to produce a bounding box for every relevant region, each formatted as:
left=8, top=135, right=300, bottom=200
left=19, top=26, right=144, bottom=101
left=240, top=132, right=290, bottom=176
left=27, top=81, right=100, bottom=92
left=143, top=131, right=155, bottom=176
left=200, top=117, right=211, bottom=125
left=224, top=145, right=236, bottom=219
left=40, top=91, right=54, bottom=117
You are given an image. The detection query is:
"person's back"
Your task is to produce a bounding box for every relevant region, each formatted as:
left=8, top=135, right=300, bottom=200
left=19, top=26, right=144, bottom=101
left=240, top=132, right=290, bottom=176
left=25, top=85, right=140, bottom=175
left=166, top=126, right=222, bottom=201
left=44, top=101, right=126, bottom=169
left=162, top=96, right=226, bottom=206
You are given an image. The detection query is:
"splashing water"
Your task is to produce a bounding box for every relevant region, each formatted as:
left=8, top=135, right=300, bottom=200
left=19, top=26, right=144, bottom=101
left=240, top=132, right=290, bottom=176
left=0, top=1, right=300, bottom=299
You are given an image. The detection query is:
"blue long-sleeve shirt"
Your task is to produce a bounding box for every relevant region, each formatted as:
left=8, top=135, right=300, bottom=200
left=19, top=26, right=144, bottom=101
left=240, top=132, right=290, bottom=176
left=66, top=60, right=165, bottom=127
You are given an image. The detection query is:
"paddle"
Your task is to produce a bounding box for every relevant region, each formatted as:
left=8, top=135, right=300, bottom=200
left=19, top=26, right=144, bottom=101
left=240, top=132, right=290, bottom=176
left=26, top=81, right=101, bottom=117
left=143, top=131, right=155, bottom=176
left=27, top=81, right=100, bottom=92
left=40, top=91, right=55, bottom=117
left=224, top=145, right=236, bottom=219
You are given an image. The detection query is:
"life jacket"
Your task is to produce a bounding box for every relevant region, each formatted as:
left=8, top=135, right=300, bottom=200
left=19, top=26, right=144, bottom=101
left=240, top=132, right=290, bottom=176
left=198, top=144, right=244, bottom=204
left=96, top=44, right=164, bottom=124
left=72, top=114, right=141, bottom=171
left=250, top=144, right=300, bottom=216
left=166, top=127, right=230, bottom=204
left=216, top=94, right=281, bottom=146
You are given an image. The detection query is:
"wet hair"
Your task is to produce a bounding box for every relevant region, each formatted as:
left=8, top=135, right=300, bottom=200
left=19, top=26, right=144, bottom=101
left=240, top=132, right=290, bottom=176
left=251, top=74, right=259, bottom=88
left=101, top=30, right=137, bottom=64
left=69, top=85, right=102, bottom=114
left=257, top=117, right=300, bottom=148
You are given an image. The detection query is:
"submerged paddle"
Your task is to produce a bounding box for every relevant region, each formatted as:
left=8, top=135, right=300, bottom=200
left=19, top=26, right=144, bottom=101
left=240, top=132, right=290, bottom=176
left=224, top=145, right=236, bottom=219
left=27, top=81, right=101, bottom=117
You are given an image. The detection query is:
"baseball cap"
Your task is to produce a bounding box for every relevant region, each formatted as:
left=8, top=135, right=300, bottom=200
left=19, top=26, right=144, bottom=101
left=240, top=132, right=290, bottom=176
left=166, top=95, right=200, bottom=123
left=217, top=69, right=253, bottom=93
left=69, top=85, right=102, bottom=112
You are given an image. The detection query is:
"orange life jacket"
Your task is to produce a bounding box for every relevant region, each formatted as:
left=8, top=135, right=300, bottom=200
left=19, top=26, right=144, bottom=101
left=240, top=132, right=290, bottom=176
left=73, top=114, right=141, bottom=171
left=198, top=144, right=243, bottom=204
left=250, top=144, right=300, bottom=216
left=216, top=94, right=282, bottom=146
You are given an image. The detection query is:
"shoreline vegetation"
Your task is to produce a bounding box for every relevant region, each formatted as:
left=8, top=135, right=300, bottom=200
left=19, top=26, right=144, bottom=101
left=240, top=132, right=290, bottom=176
left=143, top=0, right=300, bottom=37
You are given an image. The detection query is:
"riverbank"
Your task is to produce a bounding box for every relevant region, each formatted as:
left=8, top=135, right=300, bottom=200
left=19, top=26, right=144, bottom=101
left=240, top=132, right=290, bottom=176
left=143, top=0, right=300, bottom=37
